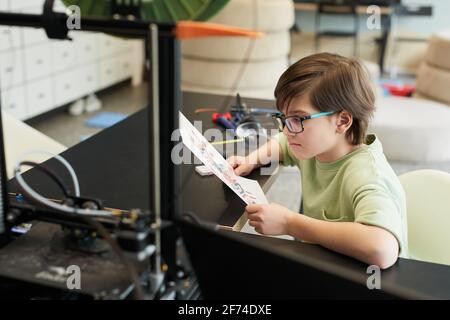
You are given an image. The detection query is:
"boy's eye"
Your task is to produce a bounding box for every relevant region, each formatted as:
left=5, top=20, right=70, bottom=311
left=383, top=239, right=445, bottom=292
left=286, top=117, right=303, bottom=131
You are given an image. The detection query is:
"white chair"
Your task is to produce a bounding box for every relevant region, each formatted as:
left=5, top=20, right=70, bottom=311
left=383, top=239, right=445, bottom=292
left=370, top=30, right=450, bottom=162
left=369, top=96, right=450, bottom=162
left=399, top=169, right=450, bottom=266
left=2, top=112, right=66, bottom=179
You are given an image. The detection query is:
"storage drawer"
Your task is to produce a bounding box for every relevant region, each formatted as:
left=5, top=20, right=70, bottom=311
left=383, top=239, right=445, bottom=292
left=74, top=33, right=99, bottom=64
left=99, top=56, right=120, bottom=89
left=10, top=0, right=36, bottom=10
left=1, top=85, right=28, bottom=120
left=26, top=77, right=53, bottom=117
left=78, top=64, right=99, bottom=95
left=123, top=39, right=135, bottom=52
left=53, top=70, right=82, bottom=106
left=0, top=1, right=9, bottom=11
left=23, top=43, right=52, bottom=81
left=22, top=28, right=48, bottom=46
left=0, top=50, right=25, bottom=89
left=51, top=40, right=76, bottom=73
left=116, top=53, right=133, bottom=82
left=0, top=27, right=22, bottom=52
left=99, top=34, right=127, bottom=57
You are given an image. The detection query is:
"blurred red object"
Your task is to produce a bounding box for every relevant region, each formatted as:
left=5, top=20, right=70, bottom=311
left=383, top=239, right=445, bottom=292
left=212, top=112, right=232, bottom=123
left=382, top=84, right=416, bottom=97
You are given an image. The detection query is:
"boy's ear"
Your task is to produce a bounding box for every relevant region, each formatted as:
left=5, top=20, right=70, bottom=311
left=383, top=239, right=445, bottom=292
left=335, top=111, right=353, bottom=134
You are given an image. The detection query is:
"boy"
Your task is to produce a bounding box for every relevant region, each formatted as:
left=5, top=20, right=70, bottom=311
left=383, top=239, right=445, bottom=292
left=228, top=53, right=408, bottom=269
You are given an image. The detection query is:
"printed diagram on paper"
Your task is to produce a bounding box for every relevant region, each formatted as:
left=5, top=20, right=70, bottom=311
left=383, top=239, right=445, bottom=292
left=179, top=112, right=293, bottom=241
left=179, top=112, right=268, bottom=205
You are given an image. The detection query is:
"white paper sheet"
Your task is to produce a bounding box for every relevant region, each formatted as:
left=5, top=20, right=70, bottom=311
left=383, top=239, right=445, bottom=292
left=179, top=112, right=293, bottom=241
left=179, top=112, right=268, bottom=205
left=240, top=220, right=294, bottom=240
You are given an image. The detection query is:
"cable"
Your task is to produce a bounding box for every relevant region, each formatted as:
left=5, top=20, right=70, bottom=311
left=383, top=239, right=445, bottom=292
left=14, top=154, right=112, bottom=217
left=18, top=161, right=71, bottom=197
left=14, top=165, right=112, bottom=217
left=15, top=150, right=80, bottom=197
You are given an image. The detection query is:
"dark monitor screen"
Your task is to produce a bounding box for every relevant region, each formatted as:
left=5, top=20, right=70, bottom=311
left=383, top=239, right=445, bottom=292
left=178, top=219, right=409, bottom=299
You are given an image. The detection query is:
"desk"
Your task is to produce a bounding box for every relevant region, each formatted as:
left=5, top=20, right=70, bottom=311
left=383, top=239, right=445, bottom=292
left=6, top=91, right=450, bottom=299
left=293, top=0, right=393, bottom=73
left=294, top=2, right=393, bottom=15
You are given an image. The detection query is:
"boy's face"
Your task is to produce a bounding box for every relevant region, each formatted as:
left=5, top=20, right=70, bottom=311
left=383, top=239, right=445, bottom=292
left=282, top=95, right=340, bottom=161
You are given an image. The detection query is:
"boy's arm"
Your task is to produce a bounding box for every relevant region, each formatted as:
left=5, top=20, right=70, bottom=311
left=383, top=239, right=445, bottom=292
left=287, top=214, right=399, bottom=269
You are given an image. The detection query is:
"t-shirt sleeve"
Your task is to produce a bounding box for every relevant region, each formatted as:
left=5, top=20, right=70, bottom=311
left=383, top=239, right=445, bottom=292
left=352, top=182, right=405, bottom=256
left=275, top=132, right=297, bottom=167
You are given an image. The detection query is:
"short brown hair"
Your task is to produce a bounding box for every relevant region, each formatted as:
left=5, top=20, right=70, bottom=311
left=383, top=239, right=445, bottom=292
left=274, top=53, right=375, bottom=145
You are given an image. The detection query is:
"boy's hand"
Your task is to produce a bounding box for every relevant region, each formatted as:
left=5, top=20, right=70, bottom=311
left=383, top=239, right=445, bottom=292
left=227, top=155, right=257, bottom=176
left=245, top=203, right=295, bottom=236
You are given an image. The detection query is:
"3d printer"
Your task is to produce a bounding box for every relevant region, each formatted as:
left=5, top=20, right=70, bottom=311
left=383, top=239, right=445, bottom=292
left=0, top=0, right=261, bottom=299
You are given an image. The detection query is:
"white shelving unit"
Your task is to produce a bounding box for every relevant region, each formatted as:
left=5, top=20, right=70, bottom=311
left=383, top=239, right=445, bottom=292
left=0, top=0, right=143, bottom=120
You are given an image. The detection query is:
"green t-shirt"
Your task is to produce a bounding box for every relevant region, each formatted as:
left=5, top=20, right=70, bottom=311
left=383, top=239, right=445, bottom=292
left=277, top=133, right=409, bottom=258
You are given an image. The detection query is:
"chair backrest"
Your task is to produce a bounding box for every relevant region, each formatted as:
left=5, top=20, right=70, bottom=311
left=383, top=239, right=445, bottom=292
left=399, top=169, right=450, bottom=266
left=318, top=1, right=357, bottom=15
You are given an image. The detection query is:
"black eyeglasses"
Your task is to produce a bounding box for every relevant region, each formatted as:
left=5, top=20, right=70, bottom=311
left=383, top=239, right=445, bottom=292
left=273, top=111, right=336, bottom=134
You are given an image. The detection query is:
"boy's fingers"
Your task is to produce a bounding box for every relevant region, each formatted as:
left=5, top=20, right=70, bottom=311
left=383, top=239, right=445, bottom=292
left=234, top=166, right=245, bottom=176
left=245, top=204, right=261, bottom=213
left=248, top=213, right=262, bottom=222
left=227, top=158, right=240, bottom=169
left=248, top=220, right=259, bottom=228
